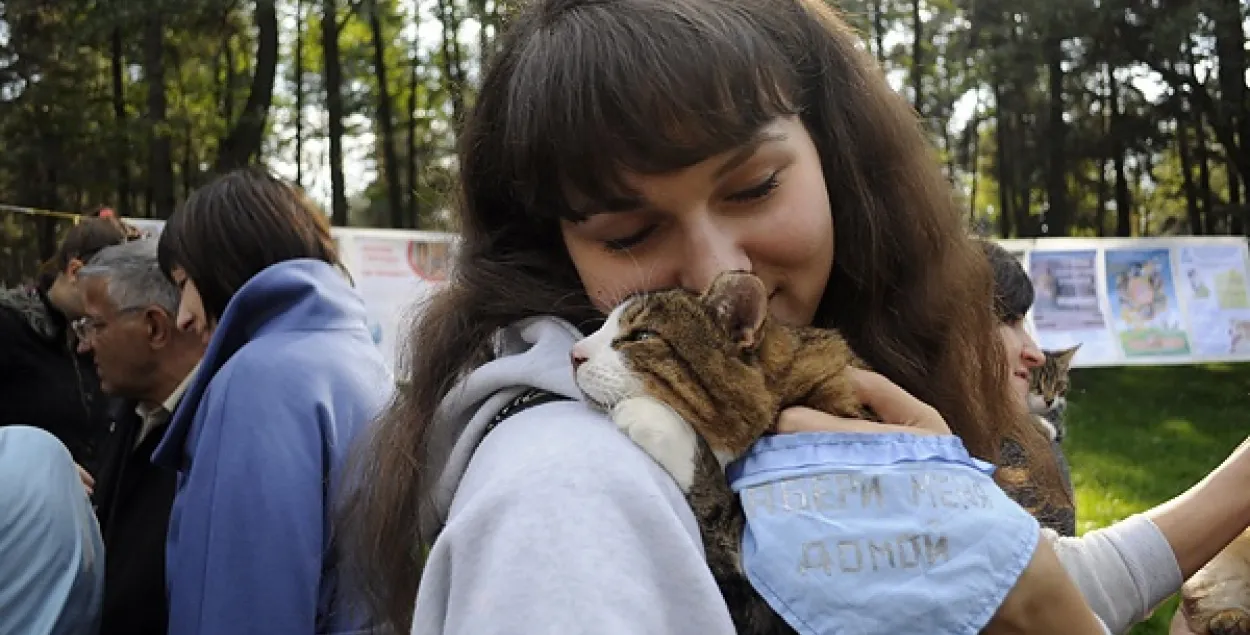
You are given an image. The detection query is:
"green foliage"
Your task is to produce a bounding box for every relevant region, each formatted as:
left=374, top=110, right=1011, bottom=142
left=1065, top=364, right=1250, bottom=634
left=0, top=0, right=1247, bottom=279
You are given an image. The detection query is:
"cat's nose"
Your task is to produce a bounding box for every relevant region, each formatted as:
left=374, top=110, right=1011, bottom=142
left=571, top=350, right=588, bottom=371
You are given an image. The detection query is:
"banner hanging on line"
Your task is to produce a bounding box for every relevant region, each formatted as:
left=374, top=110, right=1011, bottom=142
left=12, top=207, right=1248, bottom=371
left=1002, top=236, right=1250, bottom=368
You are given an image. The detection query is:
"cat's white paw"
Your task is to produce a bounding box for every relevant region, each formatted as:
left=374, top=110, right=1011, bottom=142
left=610, top=396, right=698, bottom=492
left=1033, top=415, right=1058, bottom=442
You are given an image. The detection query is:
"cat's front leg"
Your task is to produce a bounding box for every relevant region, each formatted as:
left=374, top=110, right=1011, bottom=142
left=610, top=396, right=699, bottom=493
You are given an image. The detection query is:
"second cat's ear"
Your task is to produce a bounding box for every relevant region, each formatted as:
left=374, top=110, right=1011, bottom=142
left=703, top=271, right=768, bottom=349
left=1055, top=343, right=1081, bottom=368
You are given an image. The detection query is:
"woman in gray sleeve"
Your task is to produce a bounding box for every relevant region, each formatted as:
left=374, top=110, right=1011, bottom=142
left=783, top=241, right=1249, bottom=633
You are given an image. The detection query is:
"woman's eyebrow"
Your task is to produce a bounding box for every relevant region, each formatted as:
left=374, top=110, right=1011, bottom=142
left=713, top=130, right=788, bottom=179
left=572, top=130, right=789, bottom=218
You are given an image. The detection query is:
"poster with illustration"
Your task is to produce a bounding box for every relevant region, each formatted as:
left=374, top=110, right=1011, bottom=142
left=345, top=236, right=453, bottom=374
left=1027, top=250, right=1116, bottom=363
left=1103, top=248, right=1190, bottom=357
left=1176, top=245, right=1250, bottom=355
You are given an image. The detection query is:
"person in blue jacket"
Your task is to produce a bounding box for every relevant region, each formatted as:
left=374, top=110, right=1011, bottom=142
left=153, top=167, right=392, bottom=634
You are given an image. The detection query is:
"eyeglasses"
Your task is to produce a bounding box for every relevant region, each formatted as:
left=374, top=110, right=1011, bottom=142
left=71, top=306, right=144, bottom=342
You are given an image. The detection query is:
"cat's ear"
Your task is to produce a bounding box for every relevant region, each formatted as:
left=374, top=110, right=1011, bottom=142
left=1055, top=344, right=1081, bottom=368
left=703, top=271, right=768, bottom=349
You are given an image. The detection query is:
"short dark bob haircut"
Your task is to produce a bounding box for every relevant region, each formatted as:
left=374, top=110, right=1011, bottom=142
left=157, top=166, right=337, bottom=320
left=980, top=240, right=1035, bottom=323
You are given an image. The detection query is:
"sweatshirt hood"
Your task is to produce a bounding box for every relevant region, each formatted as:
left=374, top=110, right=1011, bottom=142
left=155, top=259, right=372, bottom=469
left=419, top=315, right=586, bottom=541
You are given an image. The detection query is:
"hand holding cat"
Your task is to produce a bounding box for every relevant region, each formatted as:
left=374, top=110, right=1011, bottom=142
left=775, top=368, right=951, bottom=436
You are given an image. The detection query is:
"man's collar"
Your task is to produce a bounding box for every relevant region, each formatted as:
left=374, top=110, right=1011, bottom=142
left=162, top=361, right=201, bottom=412
left=134, top=361, right=202, bottom=419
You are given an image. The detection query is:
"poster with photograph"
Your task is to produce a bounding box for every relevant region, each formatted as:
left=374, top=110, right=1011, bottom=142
left=344, top=236, right=452, bottom=373
left=1103, top=248, right=1190, bottom=357
left=1176, top=245, right=1250, bottom=355
left=1027, top=250, right=1116, bottom=363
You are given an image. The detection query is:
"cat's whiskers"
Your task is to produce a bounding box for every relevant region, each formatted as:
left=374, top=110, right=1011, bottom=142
left=602, top=247, right=663, bottom=309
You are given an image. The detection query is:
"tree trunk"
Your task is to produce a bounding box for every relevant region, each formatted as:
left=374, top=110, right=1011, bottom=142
left=992, top=81, right=1013, bottom=238
left=1095, top=64, right=1109, bottom=237
left=1229, top=168, right=1243, bottom=235
left=214, top=0, right=279, bottom=172
left=969, top=116, right=980, bottom=225
left=322, top=0, right=349, bottom=225
left=1176, top=104, right=1202, bottom=234
left=1043, top=35, right=1068, bottom=236
left=1095, top=158, right=1108, bottom=237
left=406, top=51, right=421, bottom=228
left=872, top=0, right=887, bottom=66
left=436, top=0, right=467, bottom=128
left=145, top=12, right=175, bottom=219
left=110, top=27, right=130, bottom=217
left=1196, top=108, right=1216, bottom=234
left=1109, top=69, right=1132, bottom=237
left=223, top=39, right=236, bottom=125
left=1213, top=0, right=1249, bottom=191
left=294, top=0, right=305, bottom=188
left=910, top=0, right=923, bottom=115
left=368, top=0, right=405, bottom=227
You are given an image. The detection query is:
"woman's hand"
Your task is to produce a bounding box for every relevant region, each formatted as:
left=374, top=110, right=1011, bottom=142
left=1169, top=608, right=1199, bottom=635
left=777, top=368, right=951, bottom=436
left=75, top=463, right=94, bottom=496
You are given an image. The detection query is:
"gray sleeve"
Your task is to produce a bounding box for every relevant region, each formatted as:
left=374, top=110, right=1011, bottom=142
left=1047, top=515, right=1182, bottom=634
left=412, top=402, right=738, bottom=635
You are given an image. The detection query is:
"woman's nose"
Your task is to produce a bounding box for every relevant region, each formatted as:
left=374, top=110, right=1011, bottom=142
left=175, top=308, right=195, bottom=332
left=679, top=224, right=751, bottom=292
left=1021, top=337, right=1045, bottom=368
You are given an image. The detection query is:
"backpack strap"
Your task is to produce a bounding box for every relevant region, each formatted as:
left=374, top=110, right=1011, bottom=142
left=485, top=388, right=573, bottom=436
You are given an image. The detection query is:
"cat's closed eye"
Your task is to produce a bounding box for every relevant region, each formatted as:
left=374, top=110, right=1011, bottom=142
left=616, top=328, right=660, bottom=344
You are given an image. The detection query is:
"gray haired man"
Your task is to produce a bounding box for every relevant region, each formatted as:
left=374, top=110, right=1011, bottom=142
left=73, top=238, right=204, bottom=635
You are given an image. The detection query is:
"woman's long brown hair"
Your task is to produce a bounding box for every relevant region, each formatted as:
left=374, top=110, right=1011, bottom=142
left=336, top=0, right=1068, bottom=631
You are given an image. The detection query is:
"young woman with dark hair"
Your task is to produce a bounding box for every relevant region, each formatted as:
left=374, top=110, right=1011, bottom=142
left=154, top=167, right=387, bottom=635
left=981, top=240, right=1078, bottom=536
left=336, top=1, right=1083, bottom=632
left=1, top=217, right=128, bottom=469
left=336, top=1, right=1250, bottom=633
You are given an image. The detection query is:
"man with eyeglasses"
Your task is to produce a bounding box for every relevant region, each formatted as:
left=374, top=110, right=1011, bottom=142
left=74, top=239, right=204, bottom=635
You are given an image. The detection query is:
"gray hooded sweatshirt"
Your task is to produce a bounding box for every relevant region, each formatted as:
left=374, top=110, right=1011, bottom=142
left=411, top=316, right=1181, bottom=635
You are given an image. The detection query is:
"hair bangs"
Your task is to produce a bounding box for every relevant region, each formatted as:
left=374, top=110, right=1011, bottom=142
left=499, top=1, right=799, bottom=220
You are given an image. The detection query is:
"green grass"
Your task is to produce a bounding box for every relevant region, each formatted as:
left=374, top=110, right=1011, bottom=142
left=1064, top=364, right=1250, bottom=634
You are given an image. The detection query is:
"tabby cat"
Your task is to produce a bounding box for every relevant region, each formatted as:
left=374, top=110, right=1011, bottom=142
left=1180, top=529, right=1250, bottom=635
left=571, top=271, right=864, bottom=635
left=571, top=271, right=1104, bottom=635
left=1028, top=345, right=1080, bottom=442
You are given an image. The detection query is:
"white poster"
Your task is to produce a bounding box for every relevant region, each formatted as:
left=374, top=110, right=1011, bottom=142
left=1176, top=244, right=1250, bottom=355
left=1027, top=249, right=1117, bottom=364
left=342, top=234, right=453, bottom=374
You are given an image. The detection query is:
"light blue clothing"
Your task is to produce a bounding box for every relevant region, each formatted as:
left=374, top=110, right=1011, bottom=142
left=411, top=317, right=739, bottom=635
left=412, top=315, right=1175, bottom=634
left=728, top=432, right=1039, bottom=635
left=153, top=259, right=391, bottom=635
left=0, top=425, right=104, bottom=635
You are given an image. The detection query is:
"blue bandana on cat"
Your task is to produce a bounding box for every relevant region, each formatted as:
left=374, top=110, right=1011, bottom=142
left=726, top=432, right=1040, bottom=635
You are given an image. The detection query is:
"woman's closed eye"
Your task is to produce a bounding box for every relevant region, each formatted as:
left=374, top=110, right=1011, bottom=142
left=603, top=224, right=657, bottom=252
left=726, top=171, right=780, bottom=203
